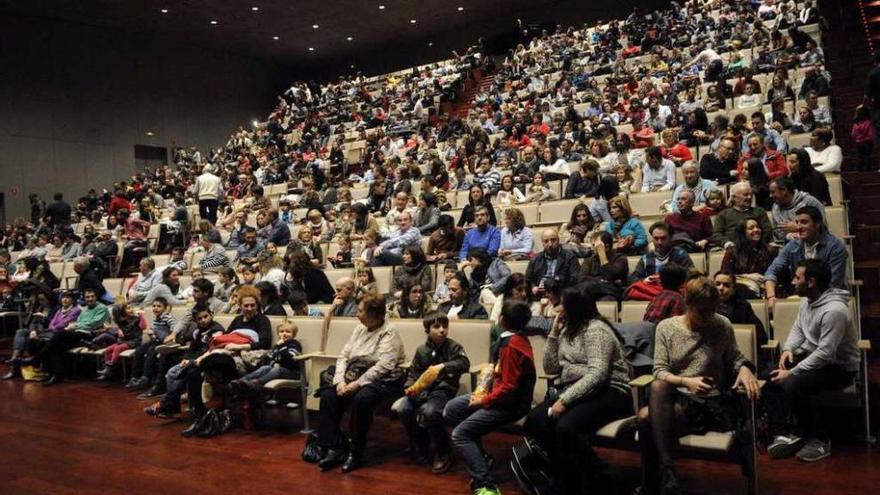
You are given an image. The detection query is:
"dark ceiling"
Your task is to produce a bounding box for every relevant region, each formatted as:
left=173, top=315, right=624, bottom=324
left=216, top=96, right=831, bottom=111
left=2, top=0, right=669, bottom=79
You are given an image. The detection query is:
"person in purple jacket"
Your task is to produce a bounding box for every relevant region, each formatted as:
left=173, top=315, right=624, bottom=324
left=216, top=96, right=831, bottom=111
left=4, top=290, right=80, bottom=380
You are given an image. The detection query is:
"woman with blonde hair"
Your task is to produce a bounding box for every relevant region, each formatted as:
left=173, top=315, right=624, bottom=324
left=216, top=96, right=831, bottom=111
left=499, top=207, right=534, bottom=260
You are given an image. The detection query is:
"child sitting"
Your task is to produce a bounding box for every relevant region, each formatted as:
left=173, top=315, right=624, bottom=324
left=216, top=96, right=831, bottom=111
left=97, top=303, right=145, bottom=380
left=126, top=297, right=176, bottom=389
left=398, top=312, right=470, bottom=473
left=355, top=267, right=377, bottom=300
left=233, top=321, right=302, bottom=388
left=432, top=260, right=458, bottom=304
left=443, top=300, right=536, bottom=495
left=328, top=235, right=354, bottom=269
left=643, top=263, right=687, bottom=325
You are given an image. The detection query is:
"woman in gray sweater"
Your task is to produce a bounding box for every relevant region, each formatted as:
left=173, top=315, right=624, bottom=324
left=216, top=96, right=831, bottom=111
left=523, top=287, right=632, bottom=495
left=637, top=276, right=760, bottom=495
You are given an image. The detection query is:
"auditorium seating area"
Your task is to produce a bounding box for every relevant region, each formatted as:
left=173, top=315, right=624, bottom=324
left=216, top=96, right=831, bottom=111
left=2, top=1, right=876, bottom=494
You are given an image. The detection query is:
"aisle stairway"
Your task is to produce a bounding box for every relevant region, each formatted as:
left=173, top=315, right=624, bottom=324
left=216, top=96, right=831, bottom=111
left=447, top=70, right=495, bottom=119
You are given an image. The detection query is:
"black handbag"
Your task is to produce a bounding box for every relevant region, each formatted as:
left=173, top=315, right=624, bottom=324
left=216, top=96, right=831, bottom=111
left=301, top=432, right=326, bottom=463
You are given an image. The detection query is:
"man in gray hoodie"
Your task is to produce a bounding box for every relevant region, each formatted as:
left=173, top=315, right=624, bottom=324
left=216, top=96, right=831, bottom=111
left=766, top=259, right=860, bottom=462
left=770, top=177, right=826, bottom=244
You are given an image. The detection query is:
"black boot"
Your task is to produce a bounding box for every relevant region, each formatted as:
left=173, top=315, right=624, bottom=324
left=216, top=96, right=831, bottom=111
left=42, top=374, right=62, bottom=386
left=318, top=446, right=349, bottom=471
left=341, top=451, right=362, bottom=473
left=181, top=410, right=205, bottom=438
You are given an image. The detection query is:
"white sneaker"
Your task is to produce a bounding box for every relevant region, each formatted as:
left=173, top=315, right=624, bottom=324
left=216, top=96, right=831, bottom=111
left=767, top=434, right=804, bottom=459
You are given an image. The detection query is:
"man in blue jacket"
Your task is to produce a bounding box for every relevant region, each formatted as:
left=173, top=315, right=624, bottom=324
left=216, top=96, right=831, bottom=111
left=459, top=207, right=500, bottom=260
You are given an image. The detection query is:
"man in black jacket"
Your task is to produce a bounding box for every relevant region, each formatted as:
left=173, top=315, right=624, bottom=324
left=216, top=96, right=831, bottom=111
left=45, top=192, right=71, bottom=228
left=699, top=137, right=738, bottom=185
left=437, top=273, right=488, bottom=319
left=396, top=312, right=470, bottom=473
left=72, top=256, right=110, bottom=303
left=525, top=228, right=580, bottom=297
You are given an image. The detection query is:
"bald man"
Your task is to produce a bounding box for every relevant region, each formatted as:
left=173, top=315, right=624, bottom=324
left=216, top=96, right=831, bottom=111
left=331, top=277, right=358, bottom=317
left=711, top=182, right=774, bottom=247
left=525, top=228, right=581, bottom=296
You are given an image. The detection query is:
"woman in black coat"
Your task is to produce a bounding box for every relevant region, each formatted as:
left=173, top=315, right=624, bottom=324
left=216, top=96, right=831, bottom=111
left=284, top=251, right=334, bottom=304
left=457, top=184, right=497, bottom=228
left=786, top=147, right=831, bottom=206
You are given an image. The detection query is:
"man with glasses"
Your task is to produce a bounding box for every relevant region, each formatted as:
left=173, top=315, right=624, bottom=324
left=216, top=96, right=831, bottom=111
left=525, top=228, right=580, bottom=297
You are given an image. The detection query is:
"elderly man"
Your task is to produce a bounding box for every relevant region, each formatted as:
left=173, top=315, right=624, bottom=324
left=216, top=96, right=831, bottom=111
left=384, top=191, right=414, bottom=237
left=770, top=177, right=827, bottom=244
left=127, top=258, right=163, bottom=305
left=459, top=206, right=500, bottom=260
left=737, top=133, right=788, bottom=209
left=672, top=162, right=717, bottom=213
left=198, top=229, right=230, bottom=272
left=193, top=165, right=224, bottom=224
left=641, top=146, right=676, bottom=192
left=665, top=190, right=713, bottom=251
left=699, top=137, right=738, bottom=185
left=712, top=182, right=774, bottom=247
left=372, top=211, right=421, bottom=266
left=225, top=211, right=250, bottom=249
left=474, top=157, right=502, bottom=196
left=525, top=228, right=580, bottom=297
left=330, top=277, right=358, bottom=317
left=72, top=256, right=111, bottom=303
left=257, top=208, right=291, bottom=246
left=765, top=206, right=848, bottom=306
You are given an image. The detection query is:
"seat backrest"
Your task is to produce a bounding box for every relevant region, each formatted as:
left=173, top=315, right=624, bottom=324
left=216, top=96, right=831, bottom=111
left=597, top=301, right=618, bottom=322
left=104, top=278, right=127, bottom=299
left=627, top=255, right=641, bottom=274
left=771, top=298, right=802, bottom=347
left=620, top=301, right=650, bottom=323
left=49, top=262, right=65, bottom=281
left=628, top=191, right=673, bottom=217
left=287, top=316, right=326, bottom=355
left=529, top=335, right=548, bottom=404
left=325, top=268, right=355, bottom=289
left=708, top=252, right=725, bottom=276
left=390, top=318, right=427, bottom=363
left=827, top=174, right=842, bottom=206
left=732, top=324, right=757, bottom=364
left=539, top=199, right=583, bottom=224
left=518, top=204, right=540, bottom=225
left=747, top=299, right=769, bottom=337
left=448, top=319, right=492, bottom=392
left=507, top=260, right=530, bottom=275
left=689, top=253, right=707, bottom=274
left=325, top=317, right=359, bottom=355
left=371, top=266, right=394, bottom=295
left=825, top=206, right=848, bottom=237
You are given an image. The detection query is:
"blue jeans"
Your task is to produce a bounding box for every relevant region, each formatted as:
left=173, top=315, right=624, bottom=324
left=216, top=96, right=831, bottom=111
left=241, top=364, right=296, bottom=385
left=443, top=394, right=526, bottom=489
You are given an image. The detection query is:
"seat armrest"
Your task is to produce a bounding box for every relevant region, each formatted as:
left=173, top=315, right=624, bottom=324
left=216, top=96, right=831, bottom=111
left=264, top=378, right=302, bottom=390
left=469, top=364, right=490, bottom=375
left=858, top=340, right=872, bottom=351
left=293, top=351, right=325, bottom=362
left=762, top=339, right=779, bottom=351
left=399, top=362, right=411, bottom=370
left=538, top=373, right=560, bottom=382
left=630, top=375, right=654, bottom=388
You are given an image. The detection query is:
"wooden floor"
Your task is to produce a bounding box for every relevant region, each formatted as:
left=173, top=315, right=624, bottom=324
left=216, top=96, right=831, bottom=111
left=0, top=371, right=877, bottom=495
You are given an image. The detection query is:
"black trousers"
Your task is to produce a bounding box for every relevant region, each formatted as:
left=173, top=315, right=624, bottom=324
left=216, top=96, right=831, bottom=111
left=131, top=341, right=159, bottom=382
left=762, top=363, right=855, bottom=440
left=399, top=389, right=455, bottom=456
left=37, top=331, right=88, bottom=376
left=198, top=199, right=219, bottom=225
left=317, top=379, right=404, bottom=453
left=524, top=387, right=631, bottom=495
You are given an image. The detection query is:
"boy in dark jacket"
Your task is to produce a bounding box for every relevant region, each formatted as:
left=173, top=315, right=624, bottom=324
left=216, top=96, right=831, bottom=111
left=236, top=321, right=303, bottom=386
left=145, top=303, right=225, bottom=417
left=398, top=312, right=470, bottom=473
left=443, top=300, right=536, bottom=495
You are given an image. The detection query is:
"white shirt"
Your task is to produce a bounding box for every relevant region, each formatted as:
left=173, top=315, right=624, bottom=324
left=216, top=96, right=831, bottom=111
left=806, top=145, right=843, bottom=173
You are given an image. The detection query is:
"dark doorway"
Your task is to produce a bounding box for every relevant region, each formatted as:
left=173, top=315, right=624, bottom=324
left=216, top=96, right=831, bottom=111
left=134, top=145, right=168, bottom=173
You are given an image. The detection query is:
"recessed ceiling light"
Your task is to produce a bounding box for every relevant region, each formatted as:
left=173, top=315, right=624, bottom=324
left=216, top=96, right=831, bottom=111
left=252, top=120, right=259, bottom=128
left=308, top=47, right=314, bottom=51
left=160, top=9, right=168, bottom=14
left=458, top=6, right=464, bottom=11
left=210, top=20, right=218, bottom=25
left=346, top=36, right=353, bottom=41
left=350, top=64, right=355, bottom=69
left=379, top=5, right=385, bottom=10
left=273, top=36, right=279, bottom=40
left=410, top=19, right=417, bottom=24
left=251, top=7, right=259, bottom=12
left=312, top=24, right=319, bottom=29
left=146, top=131, right=154, bottom=136
left=428, top=42, right=433, bottom=46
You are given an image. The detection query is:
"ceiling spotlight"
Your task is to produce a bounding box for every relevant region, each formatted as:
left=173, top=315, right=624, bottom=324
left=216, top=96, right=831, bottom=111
left=210, top=20, right=218, bottom=25
left=410, top=19, right=417, bottom=24
left=308, top=47, right=314, bottom=51
left=458, top=6, right=464, bottom=11
left=379, top=5, right=385, bottom=10
left=272, top=35, right=279, bottom=40
left=312, top=24, right=319, bottom=29
left=251, top=7, right=259, bottom=12
left=350, top=65, right=355, bottom=69
left=428, top=42, right=434, bottom=46
left=160, top=9, right=168, bottom=14
left=146, top=131, right=154, bottom=136
left=346, top=36, right=353, bottom=41
left=251, top=120, right=259, bottom=128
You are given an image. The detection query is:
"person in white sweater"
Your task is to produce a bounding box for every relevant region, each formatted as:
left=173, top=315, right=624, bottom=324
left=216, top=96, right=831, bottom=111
left=193, top=165, right=224, bottom=224
left=805, top=128, right=843, bottom=173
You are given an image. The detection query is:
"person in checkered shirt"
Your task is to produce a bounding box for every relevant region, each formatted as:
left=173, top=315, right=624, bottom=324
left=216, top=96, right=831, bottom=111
left=643, top=264, right=687, bottom=325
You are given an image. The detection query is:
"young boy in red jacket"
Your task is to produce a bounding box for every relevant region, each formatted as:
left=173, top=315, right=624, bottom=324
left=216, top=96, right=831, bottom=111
left=443, top=300, right=536, bottom=495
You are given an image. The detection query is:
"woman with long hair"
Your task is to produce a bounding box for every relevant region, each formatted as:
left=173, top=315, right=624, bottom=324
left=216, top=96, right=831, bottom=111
left=350, top=202, right=380, bottom=241
left=522, top=287, right=631, bottom=495
left=458, top=184, right=497, bottom=228
left=720, top=218, right=778, bottom=298
left=142, top=266, right=186, bottom=306
left=388, top=281, right=433, bottom=319
left=786, top=147, right=831, bottom=205
left=413, top=192, right=441, bottom=234
left=495, top=175, right=518, bottom=210
left=499, top=207, right=535, bottom=260
left=560, top=203, right=595, bottom=257
left=518, top=172, right=557, bottom=203
left=284, top=250, right=334, bottom=304
left=391, top=245, right=433, bottom=299
left=578, top=231, right=629, bottom=300
left=605, top=196, right=647, bottom=255
left=636, top=277, right=759, bottom=495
